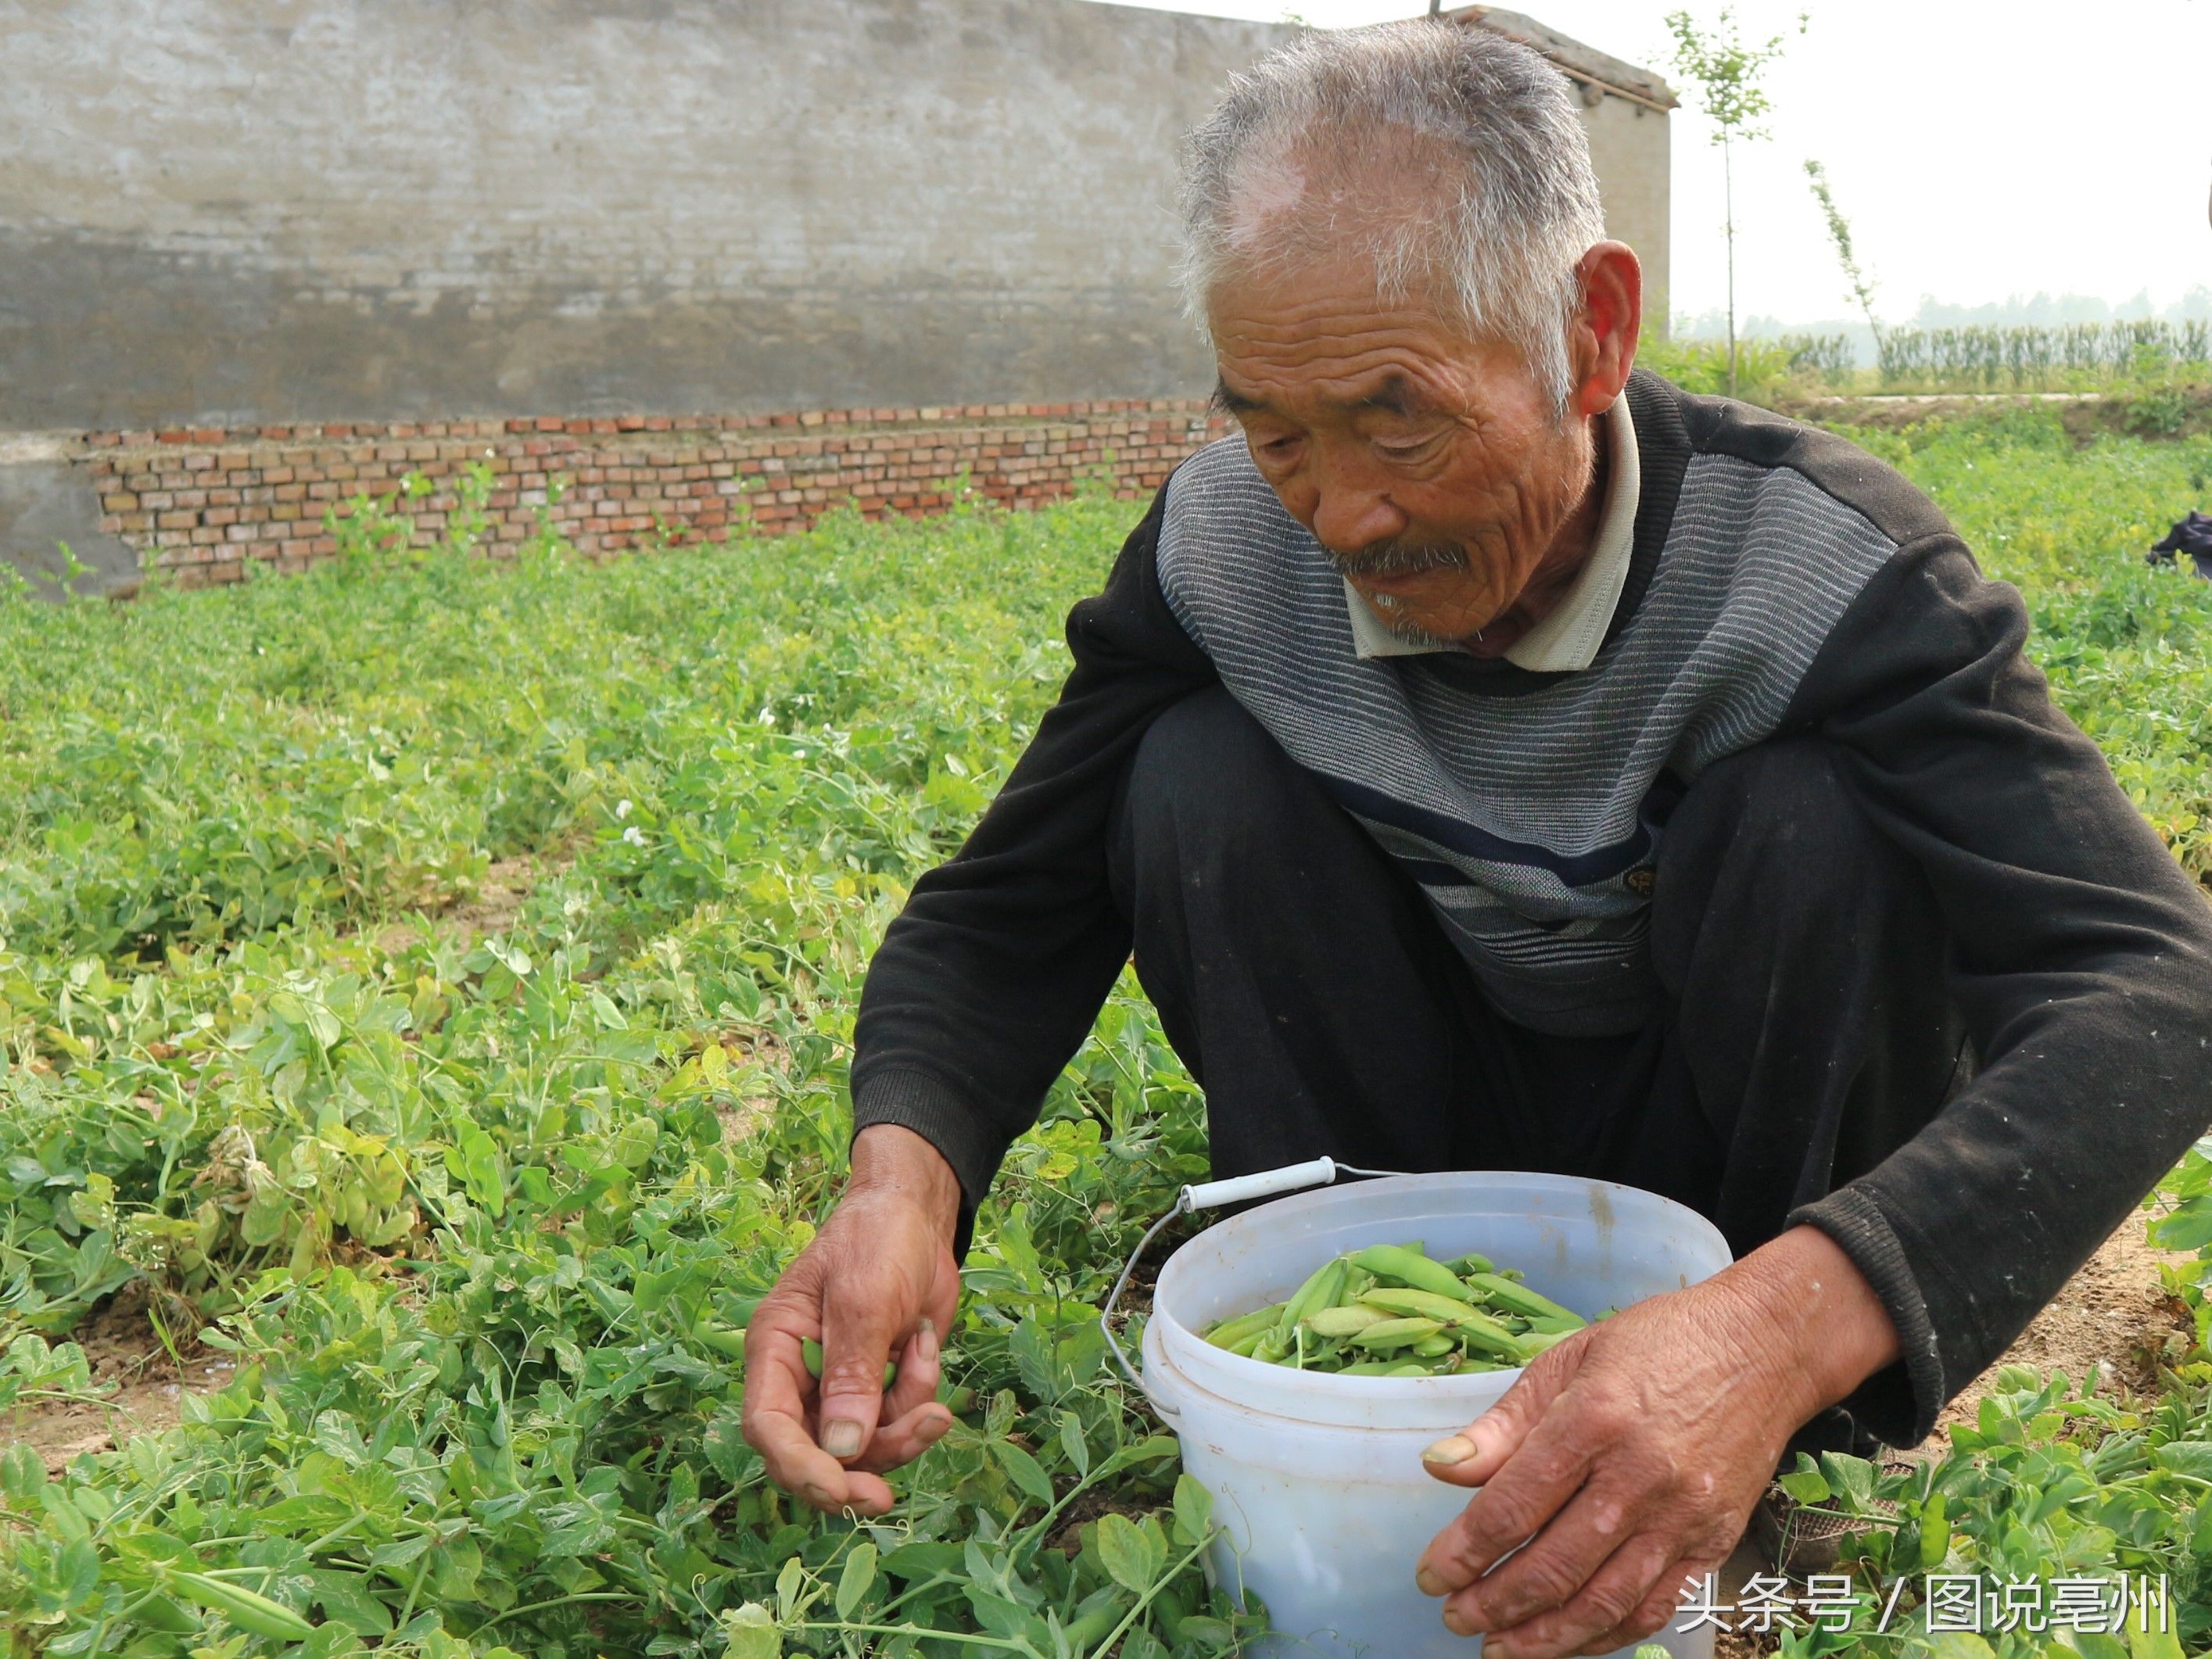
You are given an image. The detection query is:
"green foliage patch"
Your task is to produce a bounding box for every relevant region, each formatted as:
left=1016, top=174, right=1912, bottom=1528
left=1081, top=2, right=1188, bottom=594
left=0, top=413, right=2206, bottom=1656
left=0, top=487, right=1253, bottom=1655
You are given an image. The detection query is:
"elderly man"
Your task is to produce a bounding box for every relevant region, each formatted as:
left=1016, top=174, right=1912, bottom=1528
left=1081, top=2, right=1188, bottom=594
left=744, top=20, right=2212, bottom=1656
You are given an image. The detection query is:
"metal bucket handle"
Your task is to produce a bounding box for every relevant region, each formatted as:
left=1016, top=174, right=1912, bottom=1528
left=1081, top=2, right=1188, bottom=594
left=1098, top=1156, right=1407, bottom=1421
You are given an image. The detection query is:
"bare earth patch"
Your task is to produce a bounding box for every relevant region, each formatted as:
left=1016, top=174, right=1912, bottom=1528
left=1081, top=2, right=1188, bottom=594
left=2, top=1288, right=235, bottom=1475
left=378, top=852, right=541, bottom=955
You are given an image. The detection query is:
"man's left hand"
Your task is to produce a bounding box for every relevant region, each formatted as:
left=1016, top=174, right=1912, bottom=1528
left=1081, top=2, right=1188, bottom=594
left=1414, top=1225, right=1900, bottom=1657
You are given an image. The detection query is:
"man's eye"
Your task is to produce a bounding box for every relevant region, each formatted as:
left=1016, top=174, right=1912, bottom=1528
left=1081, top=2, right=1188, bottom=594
left=1376, top=437, right=1434, bottom=460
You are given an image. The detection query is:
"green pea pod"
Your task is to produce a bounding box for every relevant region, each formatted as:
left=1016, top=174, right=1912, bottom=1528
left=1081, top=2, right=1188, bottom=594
left=1249, top=1330, right=1292, bottom=1365
left=1410, top=1333, right=1457, bottom=1357
left=1447, top=1307, right=1535, bottom=1364
left=1444, top=1252, right=1495, bottom=1276
left=1278, top=1257, right=1348, bottom=1337
left=1360, top=1287, right=1479, bottom=1324
left=1522, top=1313, right=1587, bottom=1335
left=1205, top=1302, right=1288, bottom=1349
left=1228, top=1328, right=1268, bottom=1358
left=693, top=1320, right=748, bottom=1363
left=800, top=1338, right=897, bottom=1389
left=126, top=1591, right=199, bottom=1634
left=1386, top=1361, right=1432, bottom=1377
left=1303, top=1303, right=1387, bottom=1338
left=1349, top=1316, right=1443, bottom=1351
left=1336, top=1358, right=1404, bottom=1375
left=1521, top=1328, right=1576, bottom=1356
left=1063, top=1593, right=1135, bottom=1646
left=1348, top=1245, right=1475, bottom=1305
left=169, top=1571, right=317, bottom=1641
left=1465, top=1272, right=1581, bottom=1325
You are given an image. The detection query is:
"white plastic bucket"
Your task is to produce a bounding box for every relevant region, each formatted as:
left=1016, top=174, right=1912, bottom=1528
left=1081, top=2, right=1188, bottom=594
left=1138, top=1170, right=1733, bottom=1658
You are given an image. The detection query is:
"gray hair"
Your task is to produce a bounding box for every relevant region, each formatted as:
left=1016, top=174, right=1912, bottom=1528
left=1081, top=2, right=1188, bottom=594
left=1177, top=20, right=1607, bottom=416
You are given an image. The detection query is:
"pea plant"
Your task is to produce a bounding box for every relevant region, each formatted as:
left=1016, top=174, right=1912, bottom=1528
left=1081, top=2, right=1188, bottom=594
left=0, top=488, right=1256, bottom=1654
left=0, top=408, right=2206, bottom=1654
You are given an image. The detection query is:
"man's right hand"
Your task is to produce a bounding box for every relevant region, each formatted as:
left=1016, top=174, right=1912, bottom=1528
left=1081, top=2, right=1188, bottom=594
left=740, top=1123, right=965, bottom=1514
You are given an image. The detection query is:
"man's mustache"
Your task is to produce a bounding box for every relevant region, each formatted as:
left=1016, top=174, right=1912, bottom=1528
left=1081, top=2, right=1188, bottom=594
left=1324, top=539, right=1472, bottom=579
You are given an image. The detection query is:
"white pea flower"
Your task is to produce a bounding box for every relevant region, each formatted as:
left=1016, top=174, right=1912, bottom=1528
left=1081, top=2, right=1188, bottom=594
left=622, top=825, right=647, bottom=848
left=615, top=799, right=633, bottom=819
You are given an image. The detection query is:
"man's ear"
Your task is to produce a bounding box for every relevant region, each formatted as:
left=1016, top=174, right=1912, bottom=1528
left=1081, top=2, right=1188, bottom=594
left=1570, top=242, right=1642, bottom=418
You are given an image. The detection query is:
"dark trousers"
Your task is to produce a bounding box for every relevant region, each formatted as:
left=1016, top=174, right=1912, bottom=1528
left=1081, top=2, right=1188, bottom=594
left=1106, top=689, right=1966, bottom=1406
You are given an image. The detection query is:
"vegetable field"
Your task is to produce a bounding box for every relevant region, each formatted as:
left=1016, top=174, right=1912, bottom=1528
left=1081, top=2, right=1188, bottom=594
left=0, top=412, right=2210, bottom=1658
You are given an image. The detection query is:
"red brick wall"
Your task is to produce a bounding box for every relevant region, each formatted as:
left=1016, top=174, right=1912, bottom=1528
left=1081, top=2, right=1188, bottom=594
left=76, top=399, right=1233, bottom=584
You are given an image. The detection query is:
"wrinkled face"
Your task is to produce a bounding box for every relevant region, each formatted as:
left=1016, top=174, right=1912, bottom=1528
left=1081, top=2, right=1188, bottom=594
left=1209, top=256, right=1597, bottom=656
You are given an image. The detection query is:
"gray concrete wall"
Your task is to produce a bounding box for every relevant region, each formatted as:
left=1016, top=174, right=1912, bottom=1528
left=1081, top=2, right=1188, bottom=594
left=1579, top=91, right=1672, bottom=323
left=0, top=0, right=1670, bottom=432
left=0, top=438, right=142, bottom=597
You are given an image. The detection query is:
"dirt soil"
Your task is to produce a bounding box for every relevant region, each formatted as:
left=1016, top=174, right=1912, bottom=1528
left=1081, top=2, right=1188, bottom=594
left=2, top=1288, right=238, bottom=1475
left=377, top=852, right=541, bottom=954
left=1782, top=385, right=2212, bottom=444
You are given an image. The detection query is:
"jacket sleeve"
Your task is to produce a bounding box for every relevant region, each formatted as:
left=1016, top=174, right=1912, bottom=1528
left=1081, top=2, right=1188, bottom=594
left=1784, top=534, right=2212, bottom=1445
left=850, top=482, right=1217, bottom=1222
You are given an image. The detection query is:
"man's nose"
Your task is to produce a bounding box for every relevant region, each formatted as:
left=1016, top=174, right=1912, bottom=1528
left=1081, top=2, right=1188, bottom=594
left=1307, top=475, right=1406, bottom=557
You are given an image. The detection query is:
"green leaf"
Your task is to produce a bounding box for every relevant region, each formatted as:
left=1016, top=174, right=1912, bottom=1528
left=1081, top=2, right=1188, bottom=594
left=1917, top=1491, right=1951, bottom=1568
left=995, top=1439, right=1056, bottom=1508
left=1056, top=1410, right=1090, bottom=1480
left=1096, top=1511, right=1164, bottom=1594
left=720, top=1602, right=781, bottom=1659
left=2150, top=1195, right=2212, bottom=1252
left=1, top=1442, right=47, bottom=1501
left=774, top=1555, right=805, bottom=1623
left=2129, top=1625, right=2184, bottom=1659
left=834, top=1541, right=877, bottom=1621
left=2156, top=1442, right=2212, bottom=1479
left=1817, top=1450, right=1874, bottom=1506
left=1171, top=1473, right=1214, bottom=1548
left=1776, top=1452, right=1829, bottom=1505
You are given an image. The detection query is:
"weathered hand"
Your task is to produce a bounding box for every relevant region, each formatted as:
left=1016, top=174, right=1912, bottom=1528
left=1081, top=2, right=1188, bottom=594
left=742, top=1125, right=964, bottom=1515
left=1414, top=1226, right=1900, bottom=1657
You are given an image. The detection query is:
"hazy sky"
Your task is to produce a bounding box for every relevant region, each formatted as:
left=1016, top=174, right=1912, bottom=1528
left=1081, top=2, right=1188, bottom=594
left=1090, top=0, right=2212, bottom=328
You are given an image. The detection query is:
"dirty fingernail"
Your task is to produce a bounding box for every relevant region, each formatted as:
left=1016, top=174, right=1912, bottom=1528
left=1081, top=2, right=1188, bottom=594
left=1416, top=1564, right=1449, bottom=1597
left=917, top=1316, right=940, bottom=1361
left=1442, top=1603, right=1476, bottom=1637
left=1422, top=1435, right=1477, bottom=1466
left=822, top=1418, right=865, bottom=1460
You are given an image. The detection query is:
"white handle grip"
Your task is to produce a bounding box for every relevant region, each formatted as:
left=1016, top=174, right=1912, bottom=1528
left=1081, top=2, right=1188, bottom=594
left=1179, top=1157, right=1340, bottom=1213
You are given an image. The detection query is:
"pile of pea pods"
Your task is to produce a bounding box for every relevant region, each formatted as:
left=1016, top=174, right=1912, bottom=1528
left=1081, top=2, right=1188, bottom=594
left=1200, top=1242, right=1589, bottom=1377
